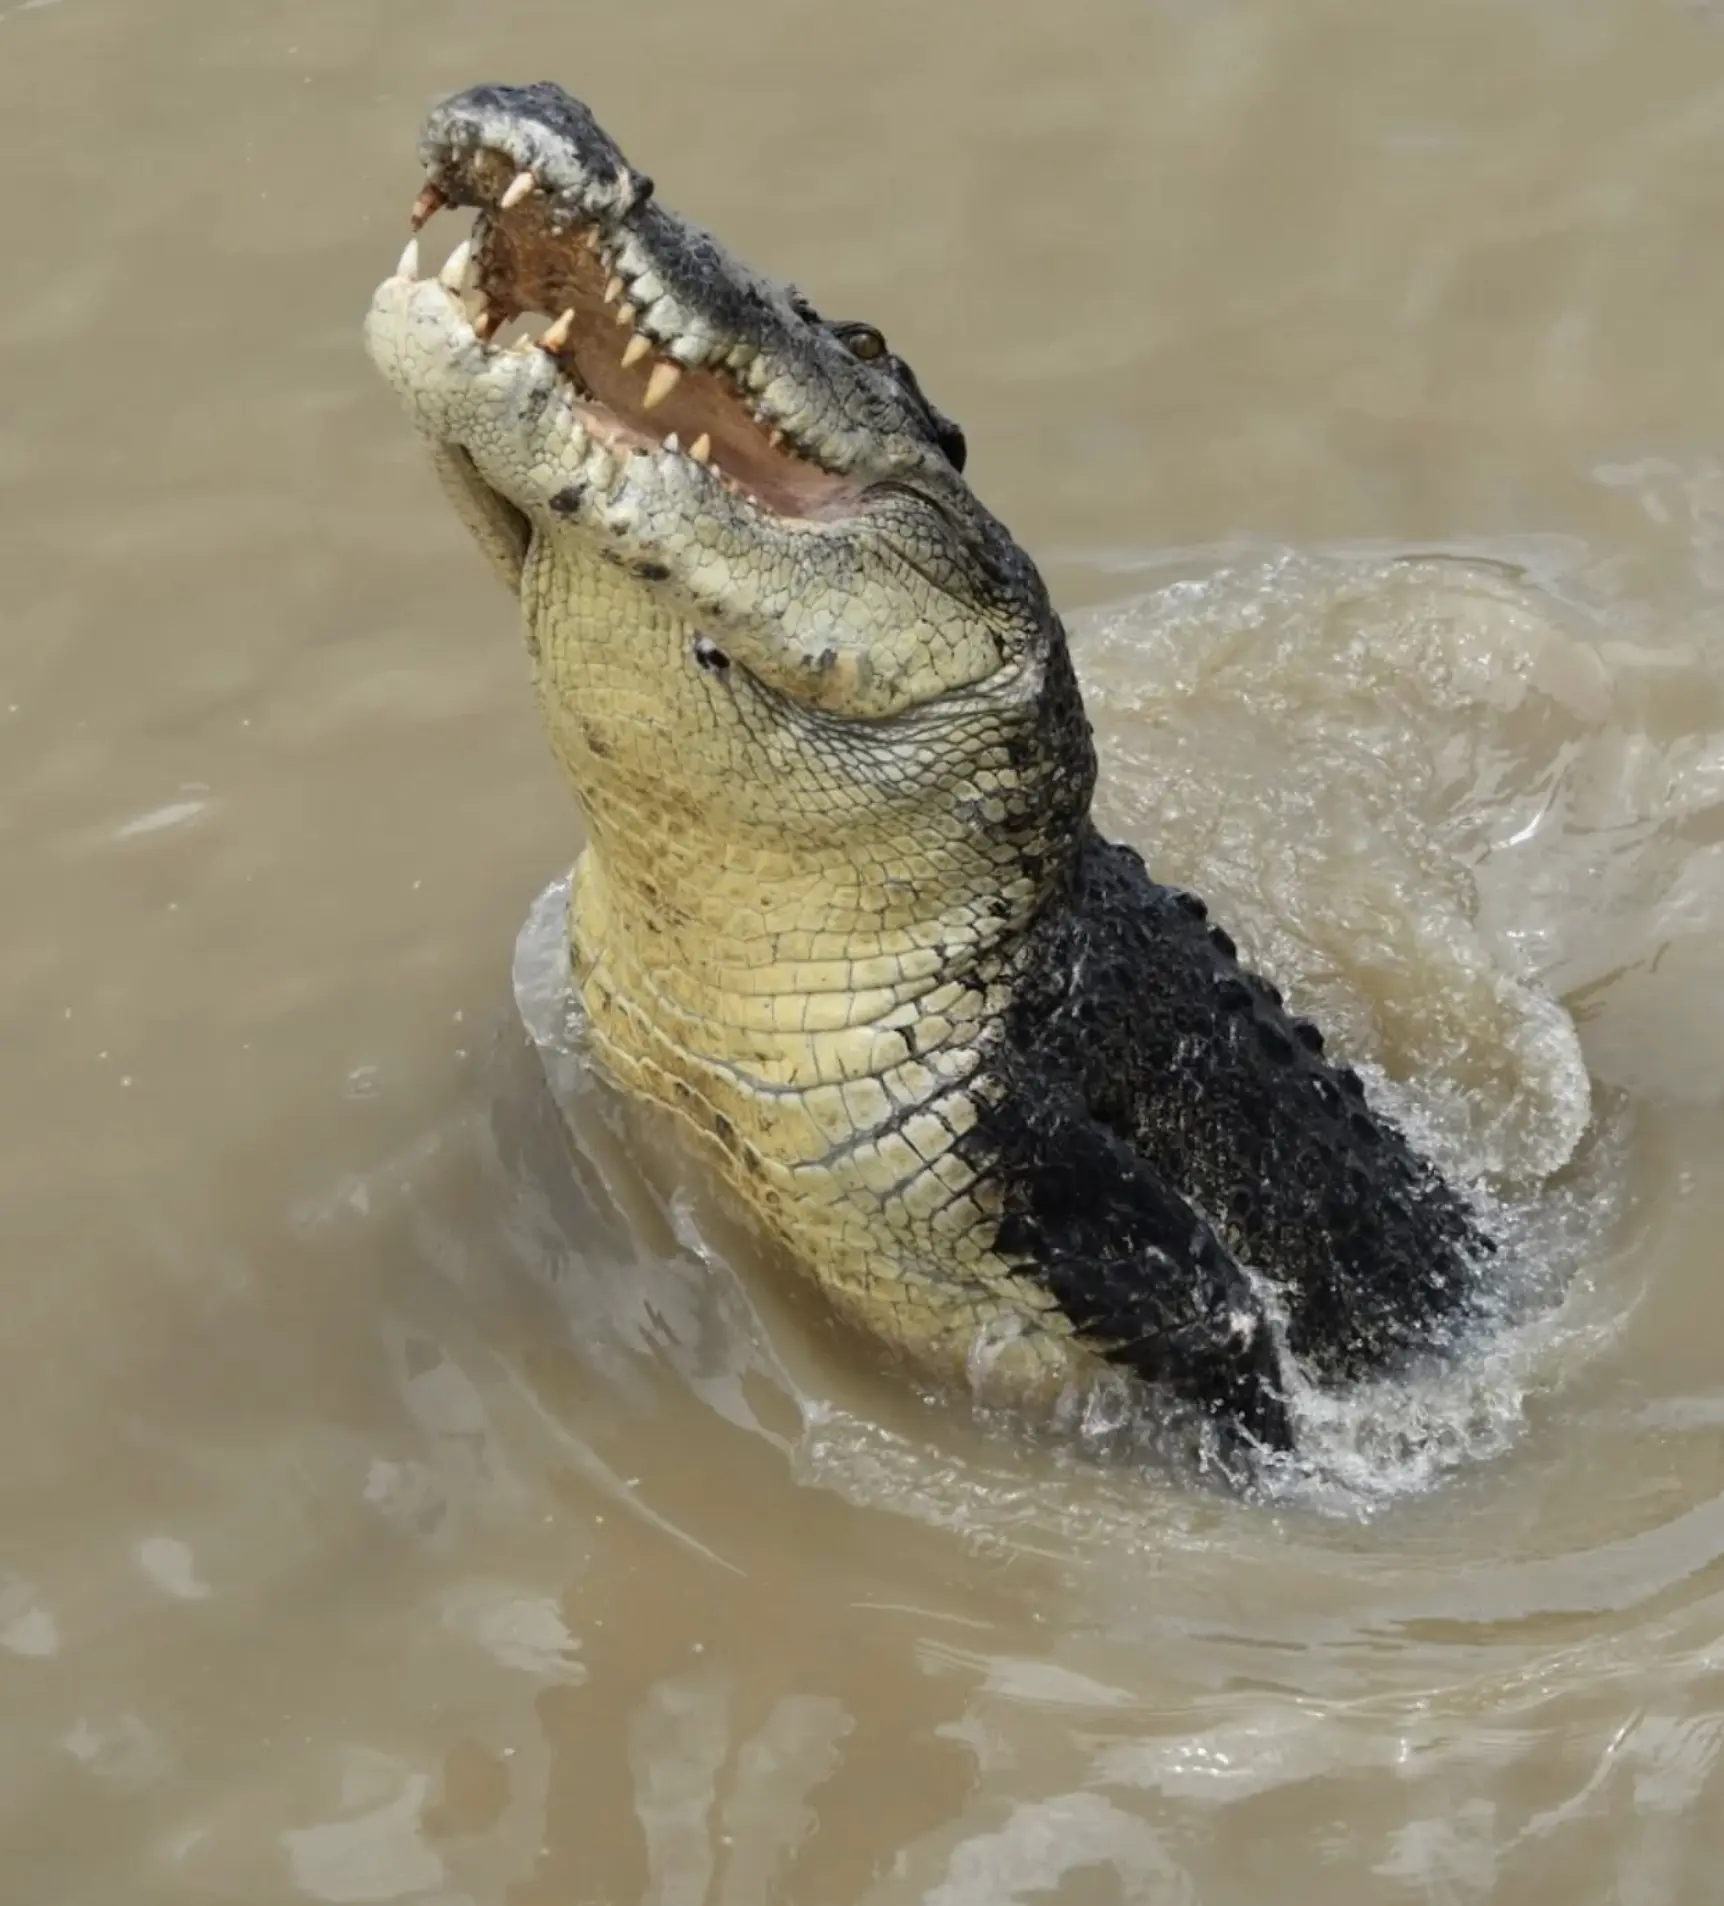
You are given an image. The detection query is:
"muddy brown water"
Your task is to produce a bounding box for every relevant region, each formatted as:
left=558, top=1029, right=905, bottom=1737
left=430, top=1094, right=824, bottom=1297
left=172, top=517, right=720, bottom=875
left=7, top=0, right=1724, bottom=1900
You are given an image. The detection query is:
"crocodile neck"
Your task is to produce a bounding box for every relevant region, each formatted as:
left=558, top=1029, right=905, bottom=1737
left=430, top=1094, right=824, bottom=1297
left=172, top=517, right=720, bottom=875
left=568, top=844, right=1009, bottom=1098
left=528, top=535, right=1044, bottom=1105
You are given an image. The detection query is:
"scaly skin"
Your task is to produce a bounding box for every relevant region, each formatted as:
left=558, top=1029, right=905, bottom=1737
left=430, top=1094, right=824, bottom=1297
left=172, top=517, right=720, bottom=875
left=363, top=83, right=1496, bottom=1455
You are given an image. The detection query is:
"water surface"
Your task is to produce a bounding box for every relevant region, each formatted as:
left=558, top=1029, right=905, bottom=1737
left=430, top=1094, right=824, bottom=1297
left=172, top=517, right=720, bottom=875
left=5, top=1, right=1724, bottom=1900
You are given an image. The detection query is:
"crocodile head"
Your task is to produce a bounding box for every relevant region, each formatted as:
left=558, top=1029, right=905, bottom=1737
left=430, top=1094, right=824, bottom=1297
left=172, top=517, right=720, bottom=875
left=365, top=81, right=1094, bottom=968
left=366, top=85, right=975, bottom=589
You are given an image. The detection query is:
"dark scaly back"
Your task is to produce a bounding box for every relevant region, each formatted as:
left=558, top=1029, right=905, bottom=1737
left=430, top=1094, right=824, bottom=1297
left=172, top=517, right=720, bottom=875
left=969, top=820, right=1492, bottom=1449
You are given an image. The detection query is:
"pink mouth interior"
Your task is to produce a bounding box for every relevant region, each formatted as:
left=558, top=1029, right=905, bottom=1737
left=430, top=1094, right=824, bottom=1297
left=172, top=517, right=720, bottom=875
left=445, top=153, right=857, bottom=519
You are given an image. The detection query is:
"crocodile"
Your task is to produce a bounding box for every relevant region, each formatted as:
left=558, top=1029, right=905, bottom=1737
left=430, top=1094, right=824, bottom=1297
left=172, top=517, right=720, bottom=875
left=363, top=82, right=1496, bottom=1457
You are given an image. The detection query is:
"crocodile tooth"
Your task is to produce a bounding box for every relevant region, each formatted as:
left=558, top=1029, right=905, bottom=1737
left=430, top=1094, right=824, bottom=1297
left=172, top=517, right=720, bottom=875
left=409, top=183, right=445, bottom=230
left=604, top=275, right=624, bottom=305
left=663, top=432, right=681, bottom=455
left=621, top=333, right=653, bottom=369
left=539, top=307, right=577, bottom=353
left=643, top=362, right=682, bottom=410
left=500, top=170, right=537, bottom=210
left=615, top=302, right=637, bottom=329
left=396, top=237, right=420, bottom=280
left=768, top=428, right=785, bottom=451
left=437, top=239, right=474, bottom=290
left=689, top=433, right=713, bottom=465
left=473, top=306, right=498, bottom=341
left=584, top=227, right=603, bottom=252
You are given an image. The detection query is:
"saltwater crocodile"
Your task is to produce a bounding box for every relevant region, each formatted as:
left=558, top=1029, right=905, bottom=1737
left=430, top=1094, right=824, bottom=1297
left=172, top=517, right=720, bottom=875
left=364, top=82, right=1495, bottom=1456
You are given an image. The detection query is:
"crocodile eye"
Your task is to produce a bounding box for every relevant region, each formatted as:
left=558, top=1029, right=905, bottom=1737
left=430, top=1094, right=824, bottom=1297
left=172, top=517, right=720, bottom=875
left=839, top=323, right=887, bottom=362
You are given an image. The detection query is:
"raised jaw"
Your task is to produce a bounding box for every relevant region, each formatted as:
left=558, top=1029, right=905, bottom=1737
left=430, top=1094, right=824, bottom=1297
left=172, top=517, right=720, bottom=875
left=362, top=83, right=931, bottom=538
left=363, top=84, right=1020, bottom=721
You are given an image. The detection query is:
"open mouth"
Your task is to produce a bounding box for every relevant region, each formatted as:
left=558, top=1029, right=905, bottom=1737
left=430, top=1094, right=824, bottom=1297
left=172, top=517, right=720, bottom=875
left=400, top=138, right=855, bottom=520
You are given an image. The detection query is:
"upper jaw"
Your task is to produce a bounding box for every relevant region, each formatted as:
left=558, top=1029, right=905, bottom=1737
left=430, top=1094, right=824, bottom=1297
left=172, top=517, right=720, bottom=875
left=418, top=83, right=655, bottom=230
left=393, top=82, right=941, bottom=510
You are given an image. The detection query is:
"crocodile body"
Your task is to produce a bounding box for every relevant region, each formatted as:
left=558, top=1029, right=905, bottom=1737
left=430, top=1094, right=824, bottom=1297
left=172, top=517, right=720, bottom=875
left=363, top=82, right=1492, bottom=1454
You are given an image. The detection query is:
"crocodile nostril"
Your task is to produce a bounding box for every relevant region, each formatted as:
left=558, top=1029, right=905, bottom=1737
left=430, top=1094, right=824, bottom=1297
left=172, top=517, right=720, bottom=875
left=693, top=634, right=730, bottom=674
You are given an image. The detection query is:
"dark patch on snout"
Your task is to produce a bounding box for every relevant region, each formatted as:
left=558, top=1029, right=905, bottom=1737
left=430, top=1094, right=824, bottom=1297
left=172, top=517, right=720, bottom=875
left=424, top=82, right=641, bottom=201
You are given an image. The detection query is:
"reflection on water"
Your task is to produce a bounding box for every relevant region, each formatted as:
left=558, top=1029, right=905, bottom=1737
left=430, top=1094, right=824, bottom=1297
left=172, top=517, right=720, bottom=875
left=8, top=0, right=1724, bottom=1899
